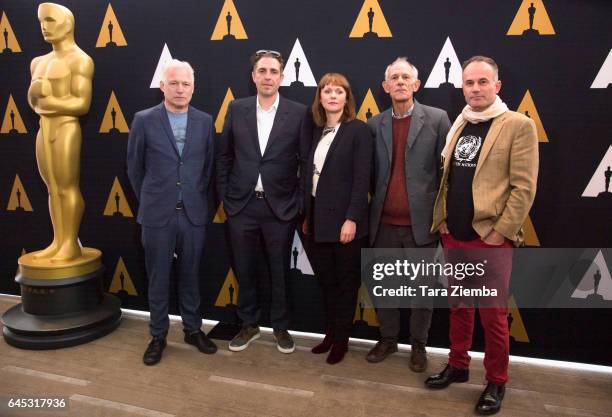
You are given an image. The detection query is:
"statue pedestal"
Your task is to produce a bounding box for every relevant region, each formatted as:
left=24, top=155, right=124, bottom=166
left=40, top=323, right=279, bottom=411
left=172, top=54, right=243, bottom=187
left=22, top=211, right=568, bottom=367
left=1, top=248, right=122, bottom=349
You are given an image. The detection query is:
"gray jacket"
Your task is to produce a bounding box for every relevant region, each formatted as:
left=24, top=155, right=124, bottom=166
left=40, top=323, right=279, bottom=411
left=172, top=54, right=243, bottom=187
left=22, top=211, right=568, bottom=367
left=368, top=100, right=451, bottom=246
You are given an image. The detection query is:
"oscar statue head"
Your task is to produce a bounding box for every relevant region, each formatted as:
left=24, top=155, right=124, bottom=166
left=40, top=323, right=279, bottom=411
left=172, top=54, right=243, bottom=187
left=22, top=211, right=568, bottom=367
left=37, top=3, right=75, bottom=44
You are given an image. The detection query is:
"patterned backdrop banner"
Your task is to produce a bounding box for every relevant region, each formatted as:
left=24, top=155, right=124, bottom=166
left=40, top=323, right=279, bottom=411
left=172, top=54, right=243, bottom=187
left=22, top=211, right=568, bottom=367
left=1, top=0, right=611, bottom=365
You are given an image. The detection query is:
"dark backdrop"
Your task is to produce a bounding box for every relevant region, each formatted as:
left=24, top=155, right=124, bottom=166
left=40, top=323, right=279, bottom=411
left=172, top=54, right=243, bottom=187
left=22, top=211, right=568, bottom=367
left=1, top=0, right=611, bottom=365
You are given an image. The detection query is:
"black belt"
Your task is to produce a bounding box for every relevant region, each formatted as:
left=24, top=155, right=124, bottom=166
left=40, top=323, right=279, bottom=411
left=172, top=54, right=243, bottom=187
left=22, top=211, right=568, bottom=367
left=254, top=191, right=265, bottom=199
left=175, top=201, right=184, bottom=210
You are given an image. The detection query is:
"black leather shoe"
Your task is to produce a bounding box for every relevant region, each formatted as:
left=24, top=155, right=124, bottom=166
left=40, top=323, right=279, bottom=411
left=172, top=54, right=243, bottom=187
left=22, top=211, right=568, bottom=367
left=184, top=330, right=217, bottom=354
left=475, top=382, right=505, bottom=415
left=143, top=336, right=166, bottom=366
left=424, top=363, right=469, bottom=389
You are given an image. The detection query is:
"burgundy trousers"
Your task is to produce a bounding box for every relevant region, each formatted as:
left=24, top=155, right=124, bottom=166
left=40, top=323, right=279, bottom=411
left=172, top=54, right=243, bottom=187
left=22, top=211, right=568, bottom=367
left=441, top=233, right=513, bottom=385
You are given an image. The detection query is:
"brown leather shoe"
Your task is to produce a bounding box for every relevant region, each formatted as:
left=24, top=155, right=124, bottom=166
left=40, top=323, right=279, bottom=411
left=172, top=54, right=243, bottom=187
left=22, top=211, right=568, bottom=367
left=409, top=342, right=428, bottom=372
left=365, top=339, right=398, bottom=363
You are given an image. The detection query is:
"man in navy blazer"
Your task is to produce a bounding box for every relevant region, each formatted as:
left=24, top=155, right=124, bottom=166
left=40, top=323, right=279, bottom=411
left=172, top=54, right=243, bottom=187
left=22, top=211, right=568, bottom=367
left=127, top=59, right=217, bottom=365
left=216, top=50, right=312, bottom=353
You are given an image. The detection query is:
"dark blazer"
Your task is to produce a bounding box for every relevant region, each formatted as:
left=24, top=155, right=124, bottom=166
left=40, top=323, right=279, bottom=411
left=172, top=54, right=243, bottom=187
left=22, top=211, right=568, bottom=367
left=304, top=119, right=373, bottom=242
left=216, top=96, right=312, bottom=221
left=368, top=100, right=450, bottom=246
left=127, top=102, right=214, bottom=227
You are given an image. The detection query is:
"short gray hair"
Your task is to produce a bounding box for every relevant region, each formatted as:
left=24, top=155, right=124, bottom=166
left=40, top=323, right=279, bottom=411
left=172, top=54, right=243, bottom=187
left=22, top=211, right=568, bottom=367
left=384, top=57, right=418, bottom=80
left=462, top=55, right=499, bottom=80
left=162, top=59, right=194, bottom=82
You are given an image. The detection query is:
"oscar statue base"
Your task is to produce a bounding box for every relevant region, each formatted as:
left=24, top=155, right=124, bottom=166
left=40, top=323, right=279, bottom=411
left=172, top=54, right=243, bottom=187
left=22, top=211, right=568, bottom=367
left=1, top=249, right=122, bottom=350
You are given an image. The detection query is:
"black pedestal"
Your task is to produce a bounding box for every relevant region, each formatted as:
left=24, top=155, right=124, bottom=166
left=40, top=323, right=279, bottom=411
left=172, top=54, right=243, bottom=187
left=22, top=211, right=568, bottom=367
left=1, top=268, right=122, bottom=349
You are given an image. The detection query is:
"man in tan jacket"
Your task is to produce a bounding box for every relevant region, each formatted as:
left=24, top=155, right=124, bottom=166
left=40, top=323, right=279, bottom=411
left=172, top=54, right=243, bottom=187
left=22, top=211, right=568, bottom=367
left=424, top=56, right=538, bottom=416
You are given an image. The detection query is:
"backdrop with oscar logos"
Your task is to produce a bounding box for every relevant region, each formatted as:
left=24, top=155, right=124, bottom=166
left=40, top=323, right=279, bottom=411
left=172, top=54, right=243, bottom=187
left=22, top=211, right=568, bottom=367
left=1, top=0, right=611, bottom=364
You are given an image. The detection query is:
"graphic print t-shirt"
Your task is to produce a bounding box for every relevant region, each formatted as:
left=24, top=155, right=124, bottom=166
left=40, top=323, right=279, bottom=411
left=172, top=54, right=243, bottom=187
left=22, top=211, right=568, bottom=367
left=446, top=120, right=492, bottom=241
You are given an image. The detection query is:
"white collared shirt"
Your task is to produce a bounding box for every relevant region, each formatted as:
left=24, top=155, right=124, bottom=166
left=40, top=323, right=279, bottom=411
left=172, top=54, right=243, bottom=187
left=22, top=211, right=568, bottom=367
left=255, top=93, right=280, bottom=192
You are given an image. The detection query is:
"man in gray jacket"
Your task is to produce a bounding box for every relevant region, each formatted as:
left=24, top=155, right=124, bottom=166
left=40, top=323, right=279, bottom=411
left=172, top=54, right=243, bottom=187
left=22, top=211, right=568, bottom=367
left=366, top=57, right=450, bottom=371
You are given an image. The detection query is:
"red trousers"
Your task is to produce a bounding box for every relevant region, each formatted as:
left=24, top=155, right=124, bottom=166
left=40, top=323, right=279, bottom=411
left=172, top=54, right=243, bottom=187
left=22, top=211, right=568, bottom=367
left=441, top=233, right=513, bottom=385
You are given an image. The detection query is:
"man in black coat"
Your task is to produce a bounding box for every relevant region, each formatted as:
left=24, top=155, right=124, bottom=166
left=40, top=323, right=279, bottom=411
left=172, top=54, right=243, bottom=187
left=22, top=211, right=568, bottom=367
left=216, top=50, right=312, bottom=353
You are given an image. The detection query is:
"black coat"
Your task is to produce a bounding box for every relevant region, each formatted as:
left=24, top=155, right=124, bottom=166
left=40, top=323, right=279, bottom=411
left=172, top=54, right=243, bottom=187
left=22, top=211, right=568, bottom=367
left=304, top=119, right=373, bottom=242
left=216, top=96, right=312, bottom=221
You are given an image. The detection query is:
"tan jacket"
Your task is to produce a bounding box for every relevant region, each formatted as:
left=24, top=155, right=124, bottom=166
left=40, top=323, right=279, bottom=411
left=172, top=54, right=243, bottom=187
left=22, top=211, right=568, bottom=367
left=431, top=110, right=539, bottom=245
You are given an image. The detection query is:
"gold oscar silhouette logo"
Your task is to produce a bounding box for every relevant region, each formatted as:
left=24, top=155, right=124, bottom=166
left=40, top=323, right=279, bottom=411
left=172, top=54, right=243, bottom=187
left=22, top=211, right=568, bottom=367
left=215, top=88, right=235, bottom=133
left=516, top=90, right=548, bottom=142
left=1, top=94, right=27, bottom=134
left=7, top=174, right=33, bottom=212
left=213, top=201, right=227, bottom=223
left=103, top=177, right=133, bottom=217
left=108, top=257, right=138, bottom=296
left=211, top=0, right=247, bottom=41
left=0, top=11, right=21, bottom=53
left=215, top=268, right=239, bottom=307
left=507, top=0, right=555, bottom=37
left=95, top=4, right=127, bottom=47
left=356, top=89, right=380, bottom=122
left=522, top=215, right=540, bottom=247
left=353, top=284, right=379, bottom=327
left=99, top=91, right=129, bottom=133
left=508, top=295, right=529, bottom=343
left=349, top=0, right=392, bottom=39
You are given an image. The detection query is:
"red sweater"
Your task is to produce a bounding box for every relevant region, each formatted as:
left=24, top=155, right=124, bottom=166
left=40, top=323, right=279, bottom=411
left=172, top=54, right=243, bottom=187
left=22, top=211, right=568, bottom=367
left=381, top=116, right=412, bottom=225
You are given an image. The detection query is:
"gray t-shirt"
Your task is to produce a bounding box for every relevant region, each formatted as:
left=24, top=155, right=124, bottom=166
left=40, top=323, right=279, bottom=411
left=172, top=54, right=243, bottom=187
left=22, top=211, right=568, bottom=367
left=166, top=109, right=188, bottom=202
left=166, top=110, right=188, bottom=156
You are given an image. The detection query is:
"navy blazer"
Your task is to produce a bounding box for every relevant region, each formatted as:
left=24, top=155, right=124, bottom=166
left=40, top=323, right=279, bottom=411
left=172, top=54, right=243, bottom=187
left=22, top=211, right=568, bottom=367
left=127, top=102, right=214, bottom=227
left=304, top=119, right=373, bottom=242
left=216, top=95, right=312, bottom=221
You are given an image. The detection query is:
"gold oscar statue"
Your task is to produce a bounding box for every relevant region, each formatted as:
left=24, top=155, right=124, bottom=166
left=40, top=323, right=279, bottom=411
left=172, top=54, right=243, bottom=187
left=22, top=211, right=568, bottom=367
left=2, top=3, right=121, bottom=350
left=21, top=2, right=101, bottom=278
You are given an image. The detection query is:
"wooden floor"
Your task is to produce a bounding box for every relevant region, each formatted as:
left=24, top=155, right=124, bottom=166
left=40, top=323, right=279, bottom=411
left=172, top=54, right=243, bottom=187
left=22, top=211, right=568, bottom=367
left=1, top=295, right=611, bottom=417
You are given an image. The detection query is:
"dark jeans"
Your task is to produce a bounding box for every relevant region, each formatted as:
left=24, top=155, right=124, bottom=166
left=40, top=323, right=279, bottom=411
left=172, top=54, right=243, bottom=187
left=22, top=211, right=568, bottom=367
left=373, top=223, right=435, bottom=345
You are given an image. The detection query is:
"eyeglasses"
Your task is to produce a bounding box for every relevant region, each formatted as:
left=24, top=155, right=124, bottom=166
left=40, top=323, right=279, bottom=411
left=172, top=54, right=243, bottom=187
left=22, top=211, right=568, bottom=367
left=255, top=49, right=282, bottom=58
